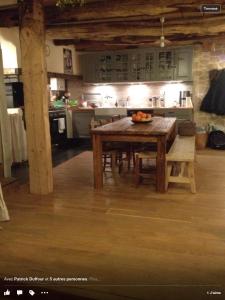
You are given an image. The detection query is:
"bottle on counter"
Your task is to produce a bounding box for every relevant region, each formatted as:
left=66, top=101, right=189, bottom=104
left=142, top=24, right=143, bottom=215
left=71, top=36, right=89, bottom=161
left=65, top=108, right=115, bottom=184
left=149, top=98, right=153, bottom=107
left=152, top=97, right=157, bottom=107
left=185, top=91, right=192, bottom=107
left=181, top=98, right=187, bottom=107
left=156, top=97, right=160, bottom=107
left=179, top=91, right=182, bottom=107
left=160, top=97, right=165, bottom=107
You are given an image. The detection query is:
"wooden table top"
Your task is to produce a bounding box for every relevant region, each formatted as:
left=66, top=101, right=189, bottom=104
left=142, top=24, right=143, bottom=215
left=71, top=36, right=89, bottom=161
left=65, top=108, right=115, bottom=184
left=91, top=117, right=176, bottom=136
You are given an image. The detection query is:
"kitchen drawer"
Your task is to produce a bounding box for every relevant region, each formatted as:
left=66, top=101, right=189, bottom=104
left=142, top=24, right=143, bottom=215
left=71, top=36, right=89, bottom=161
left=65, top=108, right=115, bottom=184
left=95, top=108, right=127, bottom=116
left=165, top=109, right=193, bottom=120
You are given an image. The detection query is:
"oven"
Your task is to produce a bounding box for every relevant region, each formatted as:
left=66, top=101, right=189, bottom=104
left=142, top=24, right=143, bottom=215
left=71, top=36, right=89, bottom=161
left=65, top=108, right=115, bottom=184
left=49, top=109, right=67, bottom=145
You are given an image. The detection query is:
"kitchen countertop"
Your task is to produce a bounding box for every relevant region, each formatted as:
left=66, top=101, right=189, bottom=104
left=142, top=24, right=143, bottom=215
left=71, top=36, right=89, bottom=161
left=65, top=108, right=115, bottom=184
left=126, top=105, right=193, bottom=110
left=64, top=103, right=193, bottom=112
left=66, top=107, right=94, bottom=112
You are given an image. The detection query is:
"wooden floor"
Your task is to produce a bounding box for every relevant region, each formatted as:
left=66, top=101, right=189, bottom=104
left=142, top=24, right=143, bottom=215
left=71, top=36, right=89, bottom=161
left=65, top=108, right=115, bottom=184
left=1, top=150, right=225, bottom=300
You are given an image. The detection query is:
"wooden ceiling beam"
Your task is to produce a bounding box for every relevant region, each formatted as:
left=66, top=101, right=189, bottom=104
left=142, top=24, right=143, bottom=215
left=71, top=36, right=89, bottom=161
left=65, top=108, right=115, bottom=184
left=46, top=16, right=225, bottom=40
left=53, top=33, right=225, bottom=51
left=45, top=0, right=225, bottom=24
left=0, top=7, right=18, bottom=27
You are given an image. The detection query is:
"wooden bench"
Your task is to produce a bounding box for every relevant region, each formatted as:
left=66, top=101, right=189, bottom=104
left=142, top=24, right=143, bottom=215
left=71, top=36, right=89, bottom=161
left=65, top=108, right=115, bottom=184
left=166, top=135, right=196, bottom=193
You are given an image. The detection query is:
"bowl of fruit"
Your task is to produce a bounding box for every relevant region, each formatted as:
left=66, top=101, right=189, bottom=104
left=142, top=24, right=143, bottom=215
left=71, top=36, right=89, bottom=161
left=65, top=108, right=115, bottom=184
left=131, top=111, right=152, bottom=123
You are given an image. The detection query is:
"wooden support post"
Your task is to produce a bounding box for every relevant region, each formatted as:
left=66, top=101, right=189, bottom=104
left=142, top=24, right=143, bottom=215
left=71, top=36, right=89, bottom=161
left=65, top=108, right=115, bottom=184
left=19, top=0, right=53, bottom=194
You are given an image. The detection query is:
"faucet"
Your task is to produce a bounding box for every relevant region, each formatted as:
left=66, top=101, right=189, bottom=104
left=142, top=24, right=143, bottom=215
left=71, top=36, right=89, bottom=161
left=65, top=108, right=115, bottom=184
left=126, top=96, right=130, bottom=107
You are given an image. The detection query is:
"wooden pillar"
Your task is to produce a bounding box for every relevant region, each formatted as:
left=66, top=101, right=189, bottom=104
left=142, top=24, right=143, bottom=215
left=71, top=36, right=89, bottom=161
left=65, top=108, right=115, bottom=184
left=19, top=0, right=53, bottom=194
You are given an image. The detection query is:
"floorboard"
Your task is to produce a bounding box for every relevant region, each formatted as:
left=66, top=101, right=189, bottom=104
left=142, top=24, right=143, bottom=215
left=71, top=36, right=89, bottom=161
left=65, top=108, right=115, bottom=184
left=1, top=149, right=225, bottom=300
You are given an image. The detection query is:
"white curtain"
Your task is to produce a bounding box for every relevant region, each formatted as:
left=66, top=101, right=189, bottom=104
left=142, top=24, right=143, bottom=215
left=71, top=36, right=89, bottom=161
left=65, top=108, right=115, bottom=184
left=8, top=108, right=27, bottom=163
left=0, top=44, right=12, bottom=177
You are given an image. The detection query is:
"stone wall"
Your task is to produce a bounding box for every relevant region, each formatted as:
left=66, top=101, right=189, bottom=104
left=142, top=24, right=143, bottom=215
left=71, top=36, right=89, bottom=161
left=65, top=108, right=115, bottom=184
left=192, top=42, right=225, bottom=129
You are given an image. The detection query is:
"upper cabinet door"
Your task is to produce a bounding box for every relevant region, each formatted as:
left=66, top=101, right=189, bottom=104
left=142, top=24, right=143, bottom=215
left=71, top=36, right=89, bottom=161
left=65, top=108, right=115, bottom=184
left=156, top=49, right=175, bottom=81
left=174, top=48, right=193, bottom=81
left=143, top=50, right=156, bottom=81
left=95, top=53, right=114, bottom=83
left=80, top=53, right=95, bottom=83
left=113, top=52, right=129, bottom=82
left=129, top=51, right=144, bottom=81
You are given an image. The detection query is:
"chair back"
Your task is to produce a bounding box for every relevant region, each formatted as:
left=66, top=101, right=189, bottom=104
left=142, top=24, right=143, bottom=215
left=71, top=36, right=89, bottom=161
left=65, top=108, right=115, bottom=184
left=112, top=114, right=121, bottom=122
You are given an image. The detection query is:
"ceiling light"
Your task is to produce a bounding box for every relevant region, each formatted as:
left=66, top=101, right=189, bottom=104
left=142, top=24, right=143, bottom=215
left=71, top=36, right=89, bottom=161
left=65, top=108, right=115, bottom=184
left=160, top=17, right=165, bottom=48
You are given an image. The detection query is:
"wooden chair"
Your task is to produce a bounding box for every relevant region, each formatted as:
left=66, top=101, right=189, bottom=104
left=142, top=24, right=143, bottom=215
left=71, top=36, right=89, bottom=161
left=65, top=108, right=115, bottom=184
left=134, top=151, right=157, bottom=187
left=166, top=135, right=196, bottom=193
left=99, top=118, right=112, bottom=126
left=90, top=118, right=120, bottom=172
left=104, top=115, right=132, bottom=172
left=111, top=114, right=121, bottom=122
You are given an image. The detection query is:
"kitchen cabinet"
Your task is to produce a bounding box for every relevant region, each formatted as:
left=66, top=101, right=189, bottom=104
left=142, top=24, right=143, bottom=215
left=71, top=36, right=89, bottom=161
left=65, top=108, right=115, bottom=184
left=156, top=50, right=175, bottom=81
left=174, top=48, right=192, bottom=81
left=72, top=110, right=95, bottom=138
left=95, top=107, right=127, bottom=120
left=80, top=47, right=192, bottom=83
left=50, top=78, right=65, bottom=91
left=95, top=53, right=114, bottom=82
left=143, top=50, right=156, bottom=81
left=114, top=52, right=129, bottom=82
left=129, top=51, right=144, bottom=81
left=163, top=108, right=193, bottom=122
left=80, top=54, right=95, bottom=83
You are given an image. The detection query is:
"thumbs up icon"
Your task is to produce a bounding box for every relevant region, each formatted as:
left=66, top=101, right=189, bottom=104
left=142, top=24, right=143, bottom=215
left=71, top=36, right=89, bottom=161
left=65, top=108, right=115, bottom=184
left=4, top=289, right=10, bottom=296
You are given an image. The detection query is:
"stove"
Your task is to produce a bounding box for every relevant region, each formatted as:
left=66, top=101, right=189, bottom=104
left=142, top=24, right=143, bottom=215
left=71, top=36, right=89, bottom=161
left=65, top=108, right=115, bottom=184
left=49, top=108, right=67, bottom=145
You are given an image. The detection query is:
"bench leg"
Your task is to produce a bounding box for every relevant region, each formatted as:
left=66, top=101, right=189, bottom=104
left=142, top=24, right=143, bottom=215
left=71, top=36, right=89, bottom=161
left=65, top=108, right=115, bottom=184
left=180, top=162, right=186, bottom=177
left=166, top=162, right=172, bottom=190
left=188, top=162, right=196, bottom=193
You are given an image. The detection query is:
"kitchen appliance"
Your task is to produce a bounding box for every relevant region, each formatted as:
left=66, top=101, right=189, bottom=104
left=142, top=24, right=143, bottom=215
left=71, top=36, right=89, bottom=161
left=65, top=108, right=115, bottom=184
left=179, top=91, right=191, bottom=107
left=49, top=108, right=67, bottom=145
left=5, top=82, right=24, bottom=108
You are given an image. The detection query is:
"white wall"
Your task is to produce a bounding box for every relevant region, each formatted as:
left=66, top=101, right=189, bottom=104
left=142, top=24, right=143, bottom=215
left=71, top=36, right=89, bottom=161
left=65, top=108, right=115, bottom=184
left=46, top=40, right=80, bottom=74
left=0, top=27, right=81, bottom=74
left=0, top=27, right=21, bottom=69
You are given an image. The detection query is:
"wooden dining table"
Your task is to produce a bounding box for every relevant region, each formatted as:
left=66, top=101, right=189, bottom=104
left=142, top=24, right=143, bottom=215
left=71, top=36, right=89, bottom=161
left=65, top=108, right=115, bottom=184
left=91, top=116, right=177, bottom=192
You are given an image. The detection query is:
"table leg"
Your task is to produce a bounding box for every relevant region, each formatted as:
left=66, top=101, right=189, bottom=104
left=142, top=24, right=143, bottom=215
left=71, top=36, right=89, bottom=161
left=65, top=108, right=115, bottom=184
left=156, top=136, right=166, bottom=193
left=92, top=134, right=103, bottom=190
left=167, top=121, right=177, bottom=151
